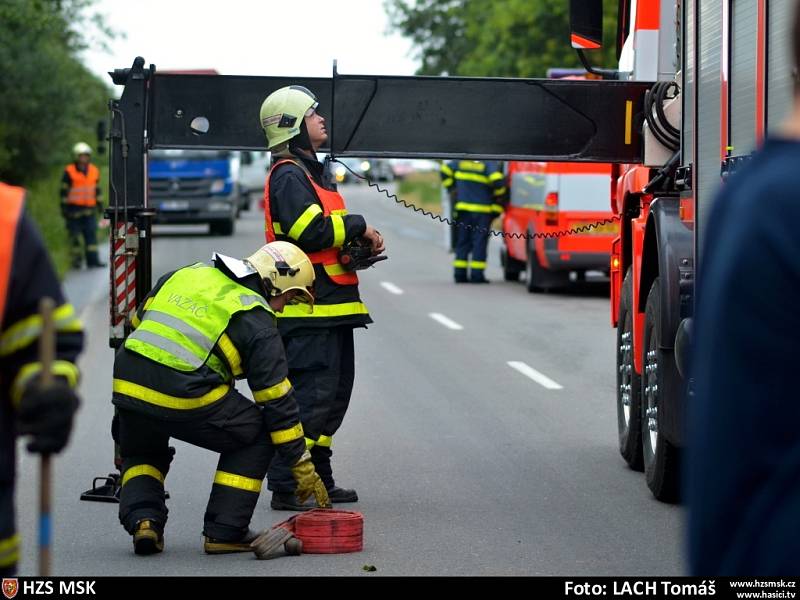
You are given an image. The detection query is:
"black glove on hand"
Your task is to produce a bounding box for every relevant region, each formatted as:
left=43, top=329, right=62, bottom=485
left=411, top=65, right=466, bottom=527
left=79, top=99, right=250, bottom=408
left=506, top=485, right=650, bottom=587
left=338, top=237, right=388, bottom=271
left=18, top=379, right=80, bottom=454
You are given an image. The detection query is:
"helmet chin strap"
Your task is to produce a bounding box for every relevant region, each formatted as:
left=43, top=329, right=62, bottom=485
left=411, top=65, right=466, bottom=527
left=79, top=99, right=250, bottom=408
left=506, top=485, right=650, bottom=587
left=262, top=277, right=281, bottom=298
left=289, top=121, right=314, bottom=154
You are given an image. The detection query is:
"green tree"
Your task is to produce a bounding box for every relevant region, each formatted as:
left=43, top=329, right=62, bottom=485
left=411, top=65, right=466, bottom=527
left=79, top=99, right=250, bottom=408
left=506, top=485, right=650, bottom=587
left=0, top=0, right=114, bottom=276
left=0, top=0, right=111, bottom=185
left=385, top=0, right=618, bottom=77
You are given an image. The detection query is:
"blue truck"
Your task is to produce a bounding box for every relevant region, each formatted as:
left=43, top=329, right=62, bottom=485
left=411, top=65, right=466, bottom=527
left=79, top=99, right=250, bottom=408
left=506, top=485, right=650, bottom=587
left=148, top=149, right=240, bottom=236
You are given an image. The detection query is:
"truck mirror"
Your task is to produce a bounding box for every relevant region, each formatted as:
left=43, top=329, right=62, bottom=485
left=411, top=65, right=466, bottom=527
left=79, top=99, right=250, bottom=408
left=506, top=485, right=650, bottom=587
left=569, top=0, right=603, bottom=49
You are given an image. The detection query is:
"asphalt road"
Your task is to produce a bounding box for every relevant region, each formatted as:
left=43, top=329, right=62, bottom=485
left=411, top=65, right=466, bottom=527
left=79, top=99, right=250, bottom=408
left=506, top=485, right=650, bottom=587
left=16, top=183, right=685, bottom=576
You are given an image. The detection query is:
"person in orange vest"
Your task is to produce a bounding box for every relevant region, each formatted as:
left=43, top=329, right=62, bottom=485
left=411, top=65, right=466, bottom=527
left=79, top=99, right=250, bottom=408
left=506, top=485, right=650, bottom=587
left=259, top=85, right=385, bottom=510
left=61, top=142, right=105, bottom=269
left=0, top=181, right=84, bottom=576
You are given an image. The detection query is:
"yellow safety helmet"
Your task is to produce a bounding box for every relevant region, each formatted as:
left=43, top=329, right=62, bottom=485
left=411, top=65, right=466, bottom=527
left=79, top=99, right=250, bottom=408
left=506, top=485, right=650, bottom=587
left=259, top=85, right=318, bottom=151
left=245, top=241, right=315, bottom=311
left=72, top=142, right=92, bottom=158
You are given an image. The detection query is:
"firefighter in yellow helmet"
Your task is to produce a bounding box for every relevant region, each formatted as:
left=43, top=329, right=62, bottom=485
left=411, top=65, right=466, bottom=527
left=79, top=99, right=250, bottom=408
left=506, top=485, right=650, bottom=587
left=112, top=241, right=330, bottom=556
left=61, top=142, right=105, bottom=269
left=259, top=85, right=385, bottom=510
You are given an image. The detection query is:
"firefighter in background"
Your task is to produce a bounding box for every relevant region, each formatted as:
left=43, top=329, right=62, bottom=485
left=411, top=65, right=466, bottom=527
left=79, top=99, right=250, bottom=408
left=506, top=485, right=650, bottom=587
left=113, top=241, right=329, bottom=555
left=259, top=85, right=385, bottom=511
left=441, top=160, right=506, bottom=283
left=0, top=182, right=83, bottom=576
left=61, top=142, right=105, bottom=269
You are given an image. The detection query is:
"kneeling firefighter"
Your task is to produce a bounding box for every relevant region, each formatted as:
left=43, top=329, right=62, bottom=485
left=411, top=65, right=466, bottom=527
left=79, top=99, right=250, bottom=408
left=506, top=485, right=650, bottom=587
left=112, top=241, right=330, bottom=556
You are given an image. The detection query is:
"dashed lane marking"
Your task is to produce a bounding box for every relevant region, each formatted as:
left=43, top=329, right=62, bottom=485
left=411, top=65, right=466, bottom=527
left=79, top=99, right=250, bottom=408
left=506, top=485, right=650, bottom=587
left=428, top=313, right=463, bottom=331
left=507, top=361, right=563, bottom=390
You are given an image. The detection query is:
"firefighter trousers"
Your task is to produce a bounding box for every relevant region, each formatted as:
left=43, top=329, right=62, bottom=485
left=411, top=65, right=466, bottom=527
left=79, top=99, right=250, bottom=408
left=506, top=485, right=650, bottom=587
left=0, top=404, right=18, bottom=576
left=454, top=211, right=493, bottom=281
left=65, top=213, right=101, bottom=268
left=0, top=483, right=17, bottom=577
left=118, top=390, right=275, bottom=541
left=267, top=326, right=355, bottom=493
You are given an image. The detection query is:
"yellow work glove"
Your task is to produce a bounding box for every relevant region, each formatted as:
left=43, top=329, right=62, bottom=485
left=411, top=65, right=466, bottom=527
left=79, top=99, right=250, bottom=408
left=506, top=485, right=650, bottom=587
left=291, top=450, right=331, bottom=508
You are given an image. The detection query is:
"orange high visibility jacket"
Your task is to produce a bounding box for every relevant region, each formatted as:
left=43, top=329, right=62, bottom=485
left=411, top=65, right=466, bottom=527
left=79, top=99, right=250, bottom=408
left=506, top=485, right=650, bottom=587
left=64, top=163, right=100, bottom=207
left=0, top=182, right=25, bottom=328
left=264, top=159, right=358, bottom=286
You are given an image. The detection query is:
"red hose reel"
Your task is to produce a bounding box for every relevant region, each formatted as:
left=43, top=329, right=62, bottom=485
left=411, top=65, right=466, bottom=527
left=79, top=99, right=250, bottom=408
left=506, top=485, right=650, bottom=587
left=275, top=509, right=363, bottom=554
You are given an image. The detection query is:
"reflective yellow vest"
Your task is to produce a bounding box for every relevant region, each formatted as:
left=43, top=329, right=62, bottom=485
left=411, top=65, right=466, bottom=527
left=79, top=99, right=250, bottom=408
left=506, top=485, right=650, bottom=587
left=125, top=263, right=272, bottom=379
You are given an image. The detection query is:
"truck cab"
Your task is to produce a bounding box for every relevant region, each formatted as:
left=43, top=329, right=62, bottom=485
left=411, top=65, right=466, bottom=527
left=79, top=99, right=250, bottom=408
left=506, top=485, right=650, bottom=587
left=148, top=149, right=239, bottom=236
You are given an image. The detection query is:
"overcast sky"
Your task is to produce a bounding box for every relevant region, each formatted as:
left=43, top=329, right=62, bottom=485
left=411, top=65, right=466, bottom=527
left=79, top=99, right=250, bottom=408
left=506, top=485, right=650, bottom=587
left=82, top=0, right=419, bottom=81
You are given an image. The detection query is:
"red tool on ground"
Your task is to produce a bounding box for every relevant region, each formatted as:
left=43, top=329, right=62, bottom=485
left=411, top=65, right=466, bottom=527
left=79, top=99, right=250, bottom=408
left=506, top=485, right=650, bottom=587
left=251, top=509, right=364, bottom=559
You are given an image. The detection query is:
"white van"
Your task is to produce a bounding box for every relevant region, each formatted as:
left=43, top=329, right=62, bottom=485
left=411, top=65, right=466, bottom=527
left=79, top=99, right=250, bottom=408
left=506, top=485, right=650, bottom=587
left=238, top=151, right=271, bottom=212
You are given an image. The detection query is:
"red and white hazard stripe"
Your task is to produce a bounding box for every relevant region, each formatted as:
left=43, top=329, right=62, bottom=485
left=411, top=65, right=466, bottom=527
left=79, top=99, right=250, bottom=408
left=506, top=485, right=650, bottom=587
left=110, top=221, right=137, bottom=336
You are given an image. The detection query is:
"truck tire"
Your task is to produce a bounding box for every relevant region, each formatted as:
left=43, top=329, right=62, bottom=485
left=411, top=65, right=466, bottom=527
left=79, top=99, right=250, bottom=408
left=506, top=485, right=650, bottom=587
left=617, top=268, right=643, bottom=471
left=501, top=244, right=523, bottom=282
left=641, top=277, right=681, bottom=502
left=210, top=218, right=235, bottom=237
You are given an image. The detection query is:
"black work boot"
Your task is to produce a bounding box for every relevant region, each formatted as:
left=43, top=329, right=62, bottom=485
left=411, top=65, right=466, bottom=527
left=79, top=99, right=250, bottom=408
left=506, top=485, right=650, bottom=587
left=270, top=491, right=316, bottom=512
left=203, top=528, right=259, bottom=554
left=133, top=519, right=164, bottom=555
left=327, top=486, right=358, bottom=503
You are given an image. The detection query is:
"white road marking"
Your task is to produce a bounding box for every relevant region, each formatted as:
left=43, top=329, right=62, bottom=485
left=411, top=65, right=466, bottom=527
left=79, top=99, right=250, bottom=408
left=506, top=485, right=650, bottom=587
left=380, top=281, right=404, bottom=295
left=507, top=361, right=563, bottom=390
left=428, top=312, right=464, bottom=331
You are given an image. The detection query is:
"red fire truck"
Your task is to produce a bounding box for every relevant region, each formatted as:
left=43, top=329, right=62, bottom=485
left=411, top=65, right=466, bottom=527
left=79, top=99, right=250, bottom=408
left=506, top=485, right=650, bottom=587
left=571, top=0, right=796, bottom=500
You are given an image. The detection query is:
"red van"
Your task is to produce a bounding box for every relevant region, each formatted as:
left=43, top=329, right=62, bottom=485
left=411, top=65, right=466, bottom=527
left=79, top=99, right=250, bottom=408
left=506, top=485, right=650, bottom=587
left=501, top=161, right=615, bottom=291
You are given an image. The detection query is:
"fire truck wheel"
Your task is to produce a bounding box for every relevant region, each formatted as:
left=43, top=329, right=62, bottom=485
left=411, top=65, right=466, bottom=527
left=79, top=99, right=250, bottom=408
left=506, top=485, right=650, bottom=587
left=501, top=244, right=523, bottom=281
left=641, top=278, right=681, bottom=503
left=617, top=268, right=643, bottom=471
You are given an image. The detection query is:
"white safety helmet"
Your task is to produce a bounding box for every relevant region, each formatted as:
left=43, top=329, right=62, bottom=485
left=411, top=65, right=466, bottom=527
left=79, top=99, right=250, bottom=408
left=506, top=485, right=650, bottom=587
left=259, top=85, right=318, bottom=151
left=245, top=241, right=315, bottom=311
left=72, top=142, right=92, bottom=158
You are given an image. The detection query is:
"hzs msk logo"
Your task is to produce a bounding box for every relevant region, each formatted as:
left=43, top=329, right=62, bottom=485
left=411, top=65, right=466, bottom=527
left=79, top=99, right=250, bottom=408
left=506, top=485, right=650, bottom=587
left=1, top=578, right=17, bottom=600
